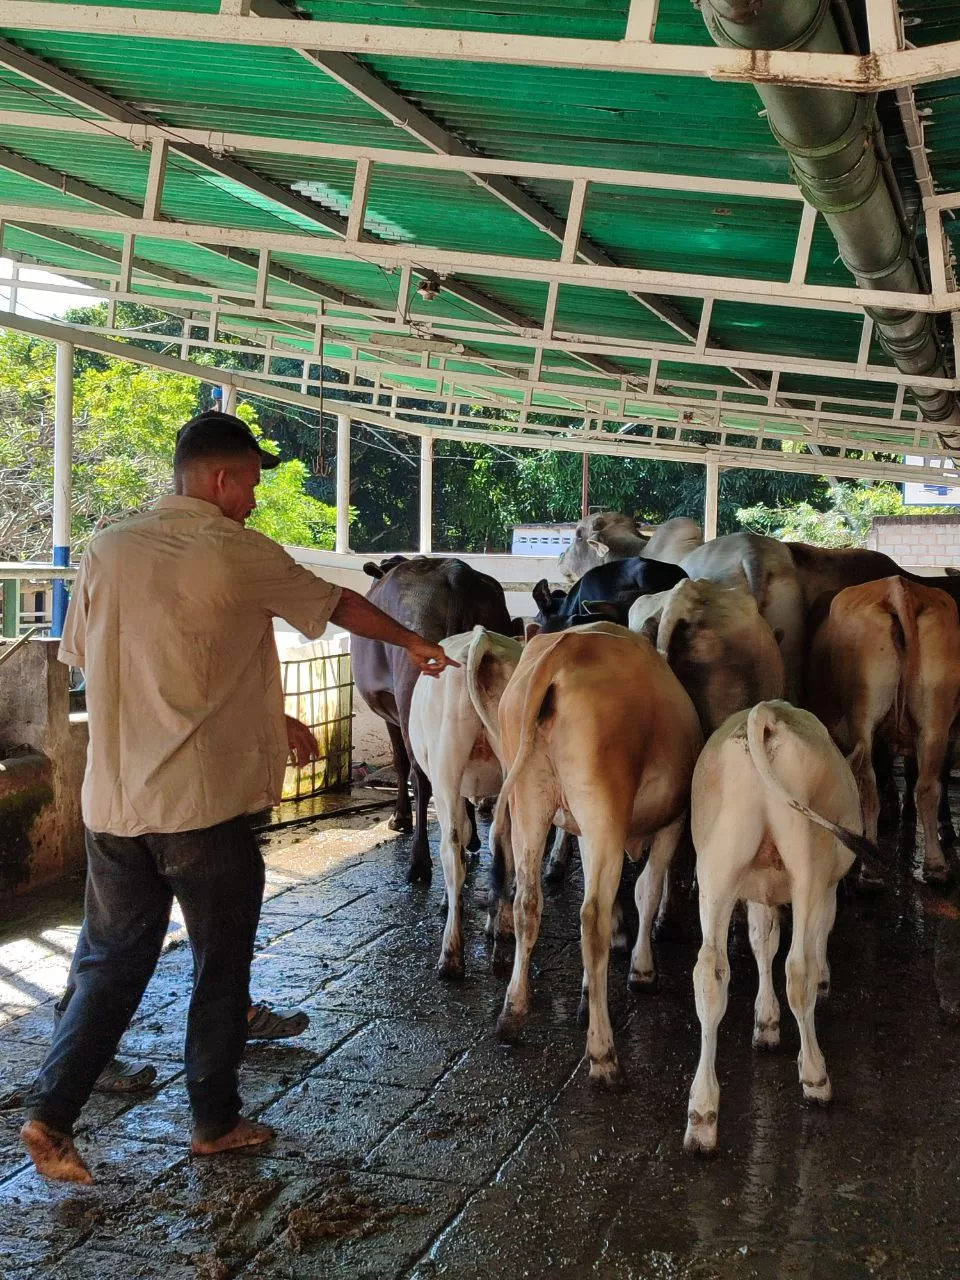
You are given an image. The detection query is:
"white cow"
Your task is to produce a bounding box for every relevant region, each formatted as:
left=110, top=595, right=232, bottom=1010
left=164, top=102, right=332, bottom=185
left=493, top=623, right=702, bottom=1084
left=684, top=701, right=878, bottom=1156
left=409, top=627, right=522, bottom=978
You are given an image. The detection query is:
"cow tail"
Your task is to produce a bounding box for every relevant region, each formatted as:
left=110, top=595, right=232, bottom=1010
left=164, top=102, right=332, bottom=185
left=746, top=703, right=886, bottom=873
left=886, top=576, right=918, bottom=744
left=465, top=626, right=502, bottom=756
left=497, top=642, right=562, bottom=810
left=489, top=792, right=513, bottom=901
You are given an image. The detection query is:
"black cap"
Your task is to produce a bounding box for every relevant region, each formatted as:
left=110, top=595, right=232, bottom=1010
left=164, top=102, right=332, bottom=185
left=173, top=410, right=281, bottom=470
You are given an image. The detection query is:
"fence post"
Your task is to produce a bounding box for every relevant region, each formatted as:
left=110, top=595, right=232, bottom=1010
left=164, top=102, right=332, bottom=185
left=51, top=341, right=74, bottom=639
left=420, top=436, right=433, bottom=554
left=336, top=414, right=350, bottom=554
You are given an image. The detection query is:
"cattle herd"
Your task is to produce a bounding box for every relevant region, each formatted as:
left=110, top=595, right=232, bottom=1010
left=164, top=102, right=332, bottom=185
left=352, top=511, right=960, bottom=1155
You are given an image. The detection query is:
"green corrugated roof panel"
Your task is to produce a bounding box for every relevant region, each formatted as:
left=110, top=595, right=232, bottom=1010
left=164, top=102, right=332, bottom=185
left=360, top=58, right=789, bottom=182
left=0, top=0, right=951, bottom=440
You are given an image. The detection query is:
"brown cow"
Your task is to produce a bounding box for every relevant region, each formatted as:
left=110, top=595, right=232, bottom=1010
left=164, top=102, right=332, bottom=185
left=807, top=575, right=960, bottom=884
left=628, top=579, right=784, bottom=735
left=492, top=623, right=702, bottom=1084
left=352, top=557, right=512, bottom=883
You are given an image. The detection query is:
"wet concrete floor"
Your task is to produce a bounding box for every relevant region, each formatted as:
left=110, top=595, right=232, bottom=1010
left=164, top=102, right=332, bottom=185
left=2, top=788, right=960, bottom=1279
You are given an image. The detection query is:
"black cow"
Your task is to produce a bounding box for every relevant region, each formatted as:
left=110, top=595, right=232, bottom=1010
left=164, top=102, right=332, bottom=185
left=352, top=556, right=512, bottom=883
left=531, top=555, right=688, bottom=634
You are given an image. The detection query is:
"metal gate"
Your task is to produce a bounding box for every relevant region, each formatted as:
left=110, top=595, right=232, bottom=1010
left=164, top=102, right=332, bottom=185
left=280, top=639, right=353, bottom=800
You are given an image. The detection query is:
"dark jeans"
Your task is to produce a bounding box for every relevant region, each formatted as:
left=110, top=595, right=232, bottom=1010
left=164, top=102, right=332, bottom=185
left=28, top=816, right=264, bottom=1142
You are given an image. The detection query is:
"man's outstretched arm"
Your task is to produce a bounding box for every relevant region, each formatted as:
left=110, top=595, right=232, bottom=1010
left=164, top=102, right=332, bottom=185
left=331, top=588, right=458, bottom=677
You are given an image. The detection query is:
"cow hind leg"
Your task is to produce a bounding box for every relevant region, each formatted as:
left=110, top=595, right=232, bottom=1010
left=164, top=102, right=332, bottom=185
left=465, top=799, right=481, bottom=855
left=544, top=827, right=575, bottom=884
left=786, top=889, right=832, bottom=1105
left=815, top=886, right=838, bottom=999
left=747, top=902, right=781, bottom=1049
left=685, top=886, right=738, bottom=1157
left=386, top=723, right=413, bottom=834
left=629, top=818, right=684, bottom=993
left=497, top=795, right=552, bottom=1041
left=407, top=760, right=433, bottom=884
left=915, top=730, right=952, bottom=885
left=579, top=833, right=627, bottom=1086
left=434, top=788, right=471, bottom=980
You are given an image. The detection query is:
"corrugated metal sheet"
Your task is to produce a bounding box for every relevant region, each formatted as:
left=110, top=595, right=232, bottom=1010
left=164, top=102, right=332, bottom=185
left=0, top=0, right=955, bottom=426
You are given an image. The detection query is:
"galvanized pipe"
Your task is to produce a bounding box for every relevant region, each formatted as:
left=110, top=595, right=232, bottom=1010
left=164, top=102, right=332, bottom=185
left=699, top=0, right=960, bottom=436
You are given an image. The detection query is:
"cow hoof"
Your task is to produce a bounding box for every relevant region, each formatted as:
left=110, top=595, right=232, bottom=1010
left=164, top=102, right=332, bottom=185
left=406, top=859, right=432, bottom=885
left=683, top=1112, right=718, bottom=1157
left=752, top=1022, right=780, bottom=1051
left=437, top=953, right=465, bottom=981
left=588, top=1054, right=623, bottom=1088
left=856, top=867, right=885, bottom=896
left=496, top=1011, right=523, bottom=1044
left=801, top=1075, right=832, bottom=1105
left=491, top=943, right=513, bottom=980
left=925, top=863, right=953, bottom=889
left=627, top=969, right=658, bottom=995
left=388, top=815, right=413, bottom=834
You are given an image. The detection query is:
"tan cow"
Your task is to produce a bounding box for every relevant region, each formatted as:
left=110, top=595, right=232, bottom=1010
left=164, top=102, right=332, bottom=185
left=807, top=576, right=960, bottom=885
left=409, top=628, right=522, bottom=977
left=628, top=579, right=785, bottom=734
left=685, top=702, right=877, bottom=1156
left=492, top=623, right=702, bottom=1084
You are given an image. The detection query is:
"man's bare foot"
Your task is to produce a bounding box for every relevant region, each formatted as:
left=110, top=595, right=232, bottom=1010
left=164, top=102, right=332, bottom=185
left=191, top=1117, right=274, bottom=1156
left=20, top=1120, right=93, bottom=1184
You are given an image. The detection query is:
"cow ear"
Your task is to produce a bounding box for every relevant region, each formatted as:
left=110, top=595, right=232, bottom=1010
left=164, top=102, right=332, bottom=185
left=639, top=613, right=660, bottom=645
left=524, top=621, right=542, bottom=643
left=532, top=579, right=553, bottom=611
left=586, top=537, right=610, bottom=558
left=363, top=561, right=384, bottom=579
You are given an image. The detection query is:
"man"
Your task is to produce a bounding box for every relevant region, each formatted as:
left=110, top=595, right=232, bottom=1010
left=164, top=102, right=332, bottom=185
left=20, top=410, right=457, bottom=1184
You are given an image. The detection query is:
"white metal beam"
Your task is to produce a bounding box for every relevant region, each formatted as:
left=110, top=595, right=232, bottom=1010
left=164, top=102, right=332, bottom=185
left=0, top=111, right=803, bottom=203
left=336, top=413, right=350, bottom=554
left=1, top=5, right=958, bottom=90
left=0, top=201, right=948, bottom=314
left=865, top=0, right=903, bottom=55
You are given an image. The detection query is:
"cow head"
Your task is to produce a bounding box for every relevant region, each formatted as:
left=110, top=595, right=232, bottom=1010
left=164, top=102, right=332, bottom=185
left=363, top=554, right=409, bottom=580
left=557, top=512, right=646, bottom=583
left=531, top=579, right=571, bottom=633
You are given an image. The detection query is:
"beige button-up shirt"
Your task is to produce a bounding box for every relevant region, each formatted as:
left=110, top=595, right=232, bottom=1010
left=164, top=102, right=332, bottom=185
left=59, top=496, right=342, bottom=836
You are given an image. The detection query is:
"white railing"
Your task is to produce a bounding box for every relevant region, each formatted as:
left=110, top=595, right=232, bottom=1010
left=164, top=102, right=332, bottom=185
left=0, top=563, right=76, bottom=638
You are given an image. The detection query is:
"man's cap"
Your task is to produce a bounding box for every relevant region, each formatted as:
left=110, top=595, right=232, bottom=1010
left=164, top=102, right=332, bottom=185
left=174, top=410, right=281, bottom=470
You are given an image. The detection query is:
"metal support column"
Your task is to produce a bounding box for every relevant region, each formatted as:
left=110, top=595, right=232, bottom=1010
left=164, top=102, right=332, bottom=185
left=704, top=458, right=720, bottom=542
left=2, top=578, right=17, bottom=638
left=51, top=341, right=74, bottom=637
left=420, top=435, right=433, bottom=554
left=581, top=452, right=590, bottom=519
left=336, top=413, right=350, bottom=554
left=221, top=383, right=237, bottom=416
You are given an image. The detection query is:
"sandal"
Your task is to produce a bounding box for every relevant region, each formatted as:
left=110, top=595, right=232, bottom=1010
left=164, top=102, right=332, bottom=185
left=93, top=1058, right=158, bottom=1095
left=246, top=1003, right=310, bottom=1041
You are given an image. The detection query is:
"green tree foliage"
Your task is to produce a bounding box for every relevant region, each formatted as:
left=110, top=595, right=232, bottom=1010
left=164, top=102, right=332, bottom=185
left=0, top=328, right=336, bottom=560
left=738, top=480, right=943, bottom=547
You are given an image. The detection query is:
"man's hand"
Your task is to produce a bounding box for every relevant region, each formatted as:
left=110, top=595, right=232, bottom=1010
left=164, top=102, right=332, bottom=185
left=407, top=638, right=460, bottom=678
left=285, top=715, right=320, bottom=767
